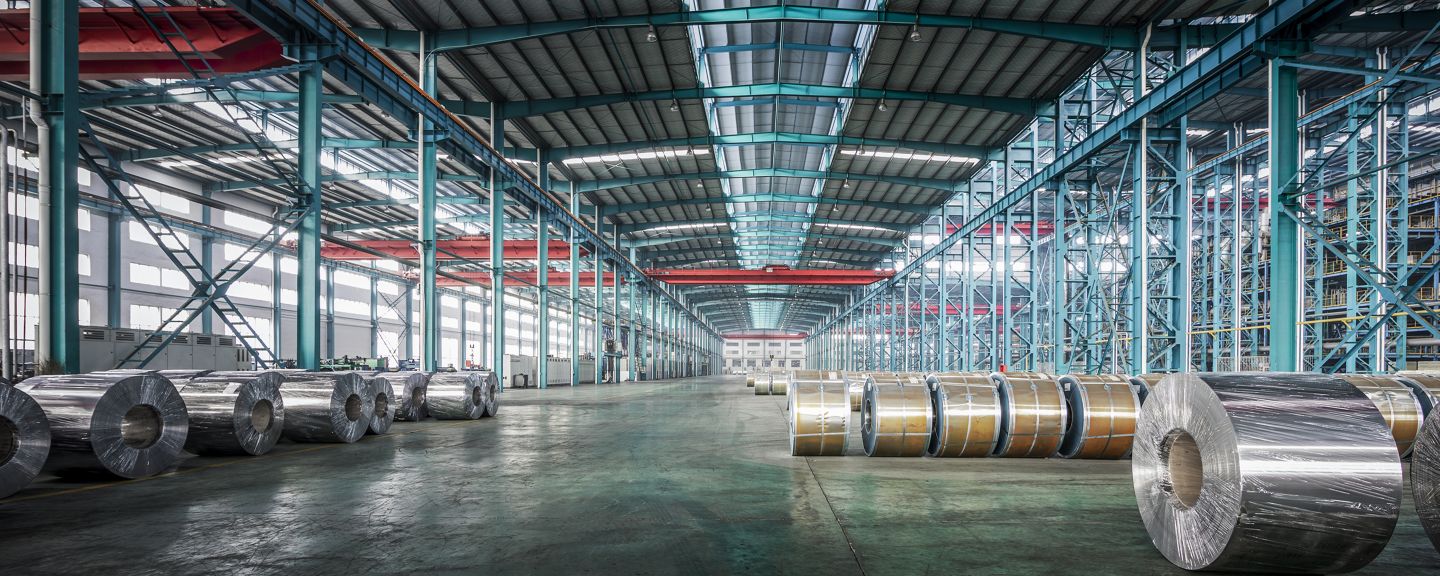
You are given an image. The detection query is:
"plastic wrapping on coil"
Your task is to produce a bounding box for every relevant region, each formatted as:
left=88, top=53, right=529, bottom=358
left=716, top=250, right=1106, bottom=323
left=1133, top=373, right=1402, bottom=573
left=1056, top=374, right=1139, bottom=460
left=478, top=371, right=500, bottom=417
left=1398, top=372, right=1440, bottom=417
left=385, top=371, right=431, bottom=421
left=1338, top=374, right=1426, bottom=458
left=787, top=370, right=848, bottom=456
left=861, top=373, right=932, bottom=457
left=279, top=373, right=372, bottom=443
left=364, top=377, right=395, bottom=435
left=176, top=372, right=286, bottom=456
left=17, top=372, right=189, bottom=478
left=0, top=385, right=50, bottom=498
left=427, top=372, right=487, bottom=420
left=925, top=373, right=1000, bottom=458
left=989, top=372, right=1065, bottom=458
left=1414, top=407, right=1440, bottom=554
left=158, top=369, right=211, bottom=380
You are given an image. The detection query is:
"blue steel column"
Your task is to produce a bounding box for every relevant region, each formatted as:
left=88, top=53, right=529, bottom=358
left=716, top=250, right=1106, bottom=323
left=536, top=149, right=551, bottom=388
left=418, top=33, right=440, bottom=371
left=593, top=208, right=604, bottom=384
left=568, top=181, right=581, bottom=386
left=1053, top=179, right=1070, bottom=373
left=627, top=247, right=638, bottom=382
left=490, top=106, right=507, bottom=387
left=295, top=51, right=324, bottom=370
left=35, top=0, right=80, bottom=373
left=1269, top=62, right=1302, bottom=371
left=1129, top=48, right=1150, bottom=374
left=369, top=275, right=379, bottom=358
left=106, top=213, right=122, bottom=327
left=937, top=205, right=949, bottom=371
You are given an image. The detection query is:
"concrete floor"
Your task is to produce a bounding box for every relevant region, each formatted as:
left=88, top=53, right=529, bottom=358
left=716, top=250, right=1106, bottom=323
left=1, top=375, right=1437, bottom=575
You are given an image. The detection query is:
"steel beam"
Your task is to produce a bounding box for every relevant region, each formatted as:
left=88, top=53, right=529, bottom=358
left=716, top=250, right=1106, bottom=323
left=35, top=0, right=80, bottom=373
left=575, top=168, right=958, bottom=194
left=295, top=54, right=323, bottom=369
left=1269, top=62, right=1302, bottom=371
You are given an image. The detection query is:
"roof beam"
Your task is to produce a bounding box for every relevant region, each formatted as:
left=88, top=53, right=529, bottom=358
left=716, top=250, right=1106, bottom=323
left=552, top=132, right=990, bottom=162
left=647, top=266, right=894, bottom=286
left=351, top=6, right=1221, bottom=52
left=125, top=137, right=411, bottom=162
left=576, top=169, right=958, bottom=194
left=654, top=251, right=879, bottom=268
left=618, top=215, right=911, bottom=235
left=86, top=89, right=367, bottom=109
left=701, top=42, right=855, bottom=55
left=203, top=170, right=483, bottom=193
left=625, top=231, right=902, bottom=249
left=600, top=194, right=935, bottom=217
left=644, top=244, right=887, bottom=260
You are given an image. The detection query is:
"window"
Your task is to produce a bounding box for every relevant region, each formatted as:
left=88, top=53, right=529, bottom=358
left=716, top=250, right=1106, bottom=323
left=129, top=304, right=173, bottom=330
left=333, top=297, right=369, bottom=317
left=224, top=243, right=272, bottom=269
left=137, top=185, right=190, bottom=215
left=78, top=208, right=92, bottom=231
left=442, top=295, right=460, bottom=309
left=334, top=270, right=369, bottom=290
left=78, top=254, right=91, bottom=277
left=246, top=317, right=273, bottom=344
left=377, top=329, right=403, bottom=362
left=280, top=288, right=297, bottom=306
left=223, top=210, right=269, bottom=231
left=442, top=316, right=459, bottom=329
left=280, top=257, right=297, bottom=274
left=376, top=281, right=400, bottom=296
left=129, top=221, right=191, bottom=251
left=442, top=337, right=460, bottom=369
left=228, top=281, right=271, bottom=304
left=129, top=263, right=189, bottom=290
left=78, top=299, right=91, bottom=326
left=7, top=242, right=36, bottom=268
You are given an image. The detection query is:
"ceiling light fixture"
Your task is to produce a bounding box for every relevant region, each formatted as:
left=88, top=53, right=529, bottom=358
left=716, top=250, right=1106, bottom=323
left=669, top=100, right=680, bottom=112
left=909, top=25, right=922, bottom=42
left=877, top=99, right=889, bottom=112
left=646, top=25, right=659, bottom=43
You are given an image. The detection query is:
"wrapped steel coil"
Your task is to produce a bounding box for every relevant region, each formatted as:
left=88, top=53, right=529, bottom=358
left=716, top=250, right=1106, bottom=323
left=158, top=369, right=211, bottom=380
left=861, top=373, right=933, bottom=457
left=1339, top=374, right=1426, bottom=458
left=428, top=372, right=487, bottom=420
left=175, top=372, right=285, bottom=456
left=364, top=377, right=395, bottom=435
left=989, top=372, right=1066, bottom=458
left=752, top=372, right=772, bottom=396
left=0, top=385, right=50, bottom=498
left=925, top=373, right=1001, bottom=458
left=753, top=372, right=787, bottom=396
left=279, top=374, right=372, bottom=443
left=1134, top=373, right=1402, bottom=573
left=478, top=371, right=500, bottom=417
left=842, top=372, right=871, bottom=411
left=385, top=372, right=430, bottom=421
left=745, top=375, right=756, bottom=388
left=787, top=371, right=849, bottom=456
left=17, top=372, right=189, bottom=478
left=1057, top=374, right=1140, bottom=459
left=1415, top=407, right=1440, bottom=554
left=1128, top=373, right=1164, bottom=405
left=1399, top=373, right=1440, bottom=417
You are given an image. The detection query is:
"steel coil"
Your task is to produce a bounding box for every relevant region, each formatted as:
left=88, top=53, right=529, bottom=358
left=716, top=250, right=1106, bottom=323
left=0, top=385, right=50, bottom=498
left=175, top=371, right=285, bottom=456
left=17, top=372, right=189, bottom=478
left=1399, top=372, right=1440, bottom=417
left=158, top=369, right=211, bottom=380
left=385, top=371, right=430, bottom=421
left=1134, top=373, right=1402, bottom=573
left=364, top=377, right=395, bottom=435
left=279, top=373, right=372, bottom=443
left=925, top=373, right=1000, bottom=458
left=752, top=372, right=772, bottom=396
left=428, top=372, right=487, bottom=420
left=1414, top=407, right=1440, bottom=554
left=787, top=371, right=849, bottom=456
left=861, top=373, right=932, bottom=457
left=477, top=371, right=500, bottom=417
left=842, top=372, right=873, bottom=411
left=745, top=375, right=756, bottom=388
left=989, top=372, right=1065, bottom=458
left=1128, top=373, right=1164, bottom=405
left=1057, top=374, right=1139, bottom=459
left=1339, top=374, right=1426, bottom=458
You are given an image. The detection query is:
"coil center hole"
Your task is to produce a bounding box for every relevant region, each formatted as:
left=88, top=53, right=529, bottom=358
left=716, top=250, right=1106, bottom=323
left=374, top=393, right=389, bottom=419
left=250, top=400, right=274, bottom=433
left=344, top=394, right=363, bottom=422
left=411, top=389, right=424, bottom=410
left=1161, top=429, right=1203, bottom=509
left=471, top=385, right=483, bottom=406
left=121, top=405, right=163, bottom=449
left=0, top=416, right=18, bottom=466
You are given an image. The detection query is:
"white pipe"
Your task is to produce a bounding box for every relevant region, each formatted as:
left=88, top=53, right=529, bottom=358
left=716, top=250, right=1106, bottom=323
left=1, top=128, right=10, bottom=382
left=30, top=1, right=54, bottom=372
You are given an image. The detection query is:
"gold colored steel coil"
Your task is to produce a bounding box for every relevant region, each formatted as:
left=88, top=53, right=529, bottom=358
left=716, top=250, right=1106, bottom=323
left=769, top=372, right=789, bottom=396
left=1057, top=374, right=1140, bottom=459
left=843, top=372, right=880, bottom=411
left=1129, top=373, right=1165, bottom=405
left=990, top=371, right=1066, bottom=458
left=1340, top=374, right=1426, bottom=457
left=861, top=375, right=933, bottom=457
left=746, top=376, right=755, bottom=388
left=1398, top=372, right=1440, bottom=417
left=753, top=372, right=772, bottom=395
left=788, top=371, right=850, bottom=456
left=925, top=372, right=1000, bottom=458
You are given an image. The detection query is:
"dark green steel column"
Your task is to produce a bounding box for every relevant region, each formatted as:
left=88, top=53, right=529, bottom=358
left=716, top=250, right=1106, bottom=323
left=295, top=55, right=323, bottom=369
left=418, top=35, right=439, bottom=371
left=35, top=0, right=79, bottom=373
left=536, top=149, right=551, bottom=388
left=1268, top=62, right=1301, bottom=371
left=490, top=106, right=507, bottom=387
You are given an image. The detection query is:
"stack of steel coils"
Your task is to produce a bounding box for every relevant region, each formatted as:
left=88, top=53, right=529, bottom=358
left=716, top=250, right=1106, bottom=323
left=787, top=370, right=848, bottom=456
left=842, top=372, right=873, bottom=411
left=1399, top=372, right=1440, bottom=416
left=745, top=374, right=756, bottom=388
left=17, top=371, right=190, bottom=478
left=925, top=373, right=1000, bottom=458
left=1134, top=373, right=1402, bottom=572
left=428, top=371, right=491, bottom=420
left=364, top=376, right=395, bottom=435
left=279, top=372, right=372, bottom=443
left=989, top=372, right=1066, bottom=458
left=1414, top=406, right=1440, bottom=555
left=753, top=371, right=787, bottom=396
left=861, top=373, right=932, bottom=457
left=1339, top=374, right=1426, bottom=457
left=0, top=384, right=51, bottom=498
left=386, top=371, right=431, bottom=421
left=1128, top=373, right=1163, bottom=405
left=1057, top=374, right=1140, bottom=459
left=170, top=370, right=286, bottom=456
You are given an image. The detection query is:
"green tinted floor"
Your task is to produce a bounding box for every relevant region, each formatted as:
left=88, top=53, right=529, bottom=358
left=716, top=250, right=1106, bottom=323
left=1, top=376, right=1437, bottom=575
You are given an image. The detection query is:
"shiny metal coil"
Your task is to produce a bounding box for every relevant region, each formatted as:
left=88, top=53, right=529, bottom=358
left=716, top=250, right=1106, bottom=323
left=175, top=371, right=285, bottom=456
left=384, top=371, right=430, bottom=421
left=0, top=385, right=50, bottom=498
left=17, top=372, right=189, bottom=478
left=1339, top=374, right=1426, bottom=458
left=1133, top=373, right=1402, bottom=573
left=428, top=372, right=487, bottom=420
left=842, top=372, right=873, bottom=411
left=745, top=375, right=756, bottom=388
left=1414, top=407, right=1440, bottom=554
left=925, top=373, right=1000, bottom=458
left=158, top=369, right=211, bottom=380
left=787, top=370, right=848, bottom=456
left=1128, top=373, right=1164, bottom=405
left=279, top=373, right=372, bottom=443
left=478, top=371, right=500, bottom=417
left=1057, top=374, right=1139, bottom=460
left=861, top=373, right=933, bottom=457
left=364, top=377, right=395, bottom=435
left=989, top=372, right=1066, bottom=458
left=1399, top=372, right=1440, bottom=417
left=752, top=372, right=772, bottom=396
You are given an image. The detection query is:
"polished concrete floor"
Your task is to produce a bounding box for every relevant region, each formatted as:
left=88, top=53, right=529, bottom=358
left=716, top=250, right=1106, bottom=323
left=1, top=375, right=1437, bottom=575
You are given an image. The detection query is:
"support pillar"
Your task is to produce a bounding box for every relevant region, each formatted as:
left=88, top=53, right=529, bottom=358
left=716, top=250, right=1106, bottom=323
left=569, top=182, right=581, bottom=386
left=536, top=149, right=551, bottom=388
left=34, top=0, right=80, bottom=373
left=1268, top=62, right=1302, bottom=371
left=417, top=33, right=440, bottom=371
left=489, top=106, right=507, bottom=388
left=295, top=53, right=323, bottom=370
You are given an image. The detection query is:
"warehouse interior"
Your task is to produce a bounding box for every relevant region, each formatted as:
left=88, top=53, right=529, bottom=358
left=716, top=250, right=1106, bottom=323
left=4, top=0, right=1440, bottom=574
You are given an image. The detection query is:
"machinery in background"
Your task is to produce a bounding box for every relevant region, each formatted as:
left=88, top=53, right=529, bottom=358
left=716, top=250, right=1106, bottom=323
left=319, top=356, right=388, bottom=372
left=80, top=326, right=251, bottom=372
left=603, top=339, right=626, bottom=383
left=503, top=354, right=538, bottom=388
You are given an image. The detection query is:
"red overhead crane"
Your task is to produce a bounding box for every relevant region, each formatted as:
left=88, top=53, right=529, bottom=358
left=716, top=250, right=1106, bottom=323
left=319, top=238, right=584, bottom=261
left=646, top=265, right=894, bottom=286
left=0, top=8, right=289, bottom=81
left=430, top=271, right=619, bottom=288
